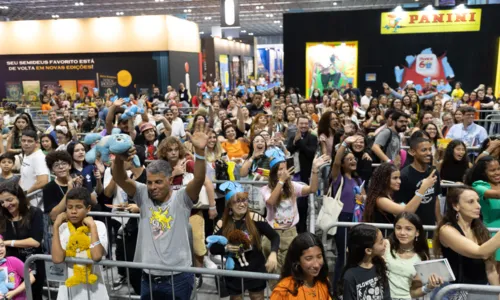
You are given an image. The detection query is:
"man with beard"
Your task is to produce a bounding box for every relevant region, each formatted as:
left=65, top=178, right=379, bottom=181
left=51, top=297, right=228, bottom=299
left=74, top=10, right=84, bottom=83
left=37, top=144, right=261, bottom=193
left=371, top=110, right=408, bottom=166
left=112, top=123, right=208, bottom=300
left=394, top=137, right=441, bottom=226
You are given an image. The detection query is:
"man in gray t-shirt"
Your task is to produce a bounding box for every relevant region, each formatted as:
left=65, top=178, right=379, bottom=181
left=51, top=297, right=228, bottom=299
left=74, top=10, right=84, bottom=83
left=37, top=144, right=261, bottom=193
left=112, top=125, right=208, bottom=300
left=371, top=110, right=408, bottom=164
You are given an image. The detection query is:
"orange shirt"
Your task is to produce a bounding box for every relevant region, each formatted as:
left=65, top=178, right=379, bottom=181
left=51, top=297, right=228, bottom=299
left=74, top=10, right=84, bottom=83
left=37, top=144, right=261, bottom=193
left=41, top=103, right=52, bottom=111
left=468, top=100, right=481, bottom=119
left=271, top=277, right=331, bottom=300
left=221, top=139, right=249, bottom=159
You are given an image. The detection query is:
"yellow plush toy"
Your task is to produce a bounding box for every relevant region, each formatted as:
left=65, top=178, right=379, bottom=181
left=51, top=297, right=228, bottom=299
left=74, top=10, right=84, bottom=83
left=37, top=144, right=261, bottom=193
left=65, top=222, right=98, bottom=287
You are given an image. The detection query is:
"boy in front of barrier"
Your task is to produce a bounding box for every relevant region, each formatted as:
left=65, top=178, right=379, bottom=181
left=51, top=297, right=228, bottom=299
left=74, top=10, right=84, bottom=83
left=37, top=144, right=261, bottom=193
left=51, top=187, right=109, bottom=300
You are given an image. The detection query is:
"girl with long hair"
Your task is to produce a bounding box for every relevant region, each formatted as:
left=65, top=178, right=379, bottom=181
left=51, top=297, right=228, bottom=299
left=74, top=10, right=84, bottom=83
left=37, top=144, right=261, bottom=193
left=378, top=94, right=389, bottom=112
left=391, top=98, right=403, bottom=111
left=39, top=133, right=57, bottom=155
left=0, top=182, right=45, bottom=300
left=438, top=140, right=470, bottom=183
left=271, top=233, right=332, bottom=300
left=465, top=157, right=500, bottom=269
left=363, top=163, right=436, bottom=224
left=385, top=212, right=443, bottom=299
left=249, top=113, right=270, bottom=139
left=434, top=187, right=500, bottom=296
left=81, top=107, right=100, bottom=133
left=213, top=182, right=279, bottom=300
left=341, top=101, right=359, bottom=127
left=337, top=224, right=390, bottom=300
left=422, top=122, right=441, bottom=154
left=402, top=95, right=413, bottom=115
left=260, top=149, right=328, bottom=277
left=362, top=106, right=383, bottom=135
left=453, top=109, right=464, bottom=124
left=317, top=111, right=338, bottom=156
left=6, top=114, right=33, bottom=154
left=348, top=133, right=373, bottom=191
left=66, top=142, right=102, bottom=197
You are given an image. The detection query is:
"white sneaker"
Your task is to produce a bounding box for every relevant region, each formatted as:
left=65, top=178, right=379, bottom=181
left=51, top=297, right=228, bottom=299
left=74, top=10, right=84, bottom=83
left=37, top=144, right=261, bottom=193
left=203, top=256, right=218, bottom=269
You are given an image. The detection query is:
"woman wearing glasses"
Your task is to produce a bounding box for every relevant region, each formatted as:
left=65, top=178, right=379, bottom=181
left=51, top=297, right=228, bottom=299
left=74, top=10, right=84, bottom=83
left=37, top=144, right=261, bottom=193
left=211, top=181, right=279, bottom=300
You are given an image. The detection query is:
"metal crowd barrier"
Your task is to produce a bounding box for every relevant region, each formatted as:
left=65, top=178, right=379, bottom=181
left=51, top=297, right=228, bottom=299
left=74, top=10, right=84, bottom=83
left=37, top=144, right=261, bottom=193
left=434, top=284, right=500, bottom=299
left=24, top=254, right=279, bottom=300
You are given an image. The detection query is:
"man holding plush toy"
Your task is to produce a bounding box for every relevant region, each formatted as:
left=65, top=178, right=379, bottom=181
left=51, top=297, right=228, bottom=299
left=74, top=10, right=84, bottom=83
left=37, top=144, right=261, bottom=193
left=112, top=122, right=209, bottom=300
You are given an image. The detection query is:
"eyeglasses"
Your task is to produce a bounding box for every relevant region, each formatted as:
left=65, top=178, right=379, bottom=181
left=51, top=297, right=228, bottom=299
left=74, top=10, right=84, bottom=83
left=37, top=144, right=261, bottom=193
left=234, top=198, right=248, bottom=204
left=53, top=161, right=69, bottom=169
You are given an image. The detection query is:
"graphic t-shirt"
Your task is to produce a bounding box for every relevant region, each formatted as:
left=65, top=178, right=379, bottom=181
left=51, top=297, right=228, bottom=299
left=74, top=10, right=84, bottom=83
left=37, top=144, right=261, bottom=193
left=132, top=182, right=193, bottom=275
left=261, top=182, right=304, bottom=229
left=341, top=265, right=391, bottom=300
left=0, top=256, right=28, bottom=300
left=394, top=165, right=441, bottom=226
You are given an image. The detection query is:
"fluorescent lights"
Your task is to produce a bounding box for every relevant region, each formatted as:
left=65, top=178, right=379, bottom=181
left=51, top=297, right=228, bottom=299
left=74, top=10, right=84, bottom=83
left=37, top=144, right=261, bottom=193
left=333, top=2, right=337, bottom=5
left=155, top=0, right=165, bottom=2
left=51, top=14, right=59, bottom=18
left=200, top=31, right=204, bottom=34
left=279, top=25, right=283, bottom=28
left=116, top=12, right=124, bottom=15
left=249, top=32, right=254, bottom=36
left=183, top=9, right=192, bottom=13
left=0, top=6, right=8, bottom=9
left=204, top=16, right=212, bottom=20
left=75, top=2, right=84, bottom=6
left=241, top=30, right=246, bottom=33
left=273, top=20, right=280, bottom=23
left=265, top=13, right=273, bottom=17
left=256, top=5, right=264, bottom=9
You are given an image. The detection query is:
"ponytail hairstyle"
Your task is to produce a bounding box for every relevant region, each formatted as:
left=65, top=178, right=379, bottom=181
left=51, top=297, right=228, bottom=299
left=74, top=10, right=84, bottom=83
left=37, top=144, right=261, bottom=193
left=337, top=224, right=388, bottom=298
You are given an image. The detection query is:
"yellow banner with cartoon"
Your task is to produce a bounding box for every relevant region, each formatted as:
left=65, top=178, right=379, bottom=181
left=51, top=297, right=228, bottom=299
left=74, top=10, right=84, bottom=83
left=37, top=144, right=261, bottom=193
left=381, top=8, right=481, bottom=34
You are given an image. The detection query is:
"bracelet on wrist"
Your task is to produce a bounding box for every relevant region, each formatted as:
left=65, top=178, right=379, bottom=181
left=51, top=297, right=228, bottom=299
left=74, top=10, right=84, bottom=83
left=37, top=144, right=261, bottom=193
left=278, top=181, right=285, bottom=185
left=483, top=150, right=491, bottom=156
left=11, top=240, right=15, bottom=247
left=90, top=241, right=101, bottom=249
left=415, top=191, right=425, bottom=198
left=421, top=285, right=430, bottom=295
left=194, top=153, right=206, bottom=160
left=341, top=142, right=348, bottom=148
left=209, top=206, right=217, bottom=210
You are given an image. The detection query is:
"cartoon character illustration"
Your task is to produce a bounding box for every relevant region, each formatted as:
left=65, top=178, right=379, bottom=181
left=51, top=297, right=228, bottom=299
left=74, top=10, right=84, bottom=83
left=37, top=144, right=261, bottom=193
left=384, top=14, right=402, bottom=32
left=149, top=207, right=173, bottom=239
left=394, top=48, right=454, bottom=92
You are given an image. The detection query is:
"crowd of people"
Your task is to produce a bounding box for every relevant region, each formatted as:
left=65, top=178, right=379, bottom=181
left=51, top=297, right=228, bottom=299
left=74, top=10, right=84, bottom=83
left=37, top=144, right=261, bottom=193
left=0, top=78, right=499, bottom=300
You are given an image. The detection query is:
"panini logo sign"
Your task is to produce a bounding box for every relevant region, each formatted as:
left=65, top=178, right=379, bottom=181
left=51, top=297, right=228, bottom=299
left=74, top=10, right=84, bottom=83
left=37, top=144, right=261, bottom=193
left=381, top=9, right=481, bottom=34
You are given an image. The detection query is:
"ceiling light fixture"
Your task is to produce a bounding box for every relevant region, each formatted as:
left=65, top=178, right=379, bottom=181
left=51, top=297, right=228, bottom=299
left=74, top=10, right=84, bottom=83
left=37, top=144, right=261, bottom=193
left=241, top=30, right=246, bottom=33
left=256, top=5, right=264, bottom=9
left=333, top=2, right=337, bottom=5
left=279, top=25, right=282, bottom=28
left=0, top=6, right=8, bottom=9
left=204, top=16, right=212, bottom=20
left=249, top=32, right=254, bottom=36
left=116, top=12, right=124, bottom=15
left=183, top=9, right=192, bottom=13
left=74, top=2, right=84, bottom=6
left=155, top=0, right=165, bottom=2
left=200, top=31, right=204, bottom=34
left=273, top=20, right=280, bottom=23
left=51, top=14, right=59, bottom=18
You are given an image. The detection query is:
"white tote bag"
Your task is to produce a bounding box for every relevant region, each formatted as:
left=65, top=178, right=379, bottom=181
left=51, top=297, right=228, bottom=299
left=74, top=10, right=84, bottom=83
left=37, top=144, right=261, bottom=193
left=316, top=176, right=344, bottom=235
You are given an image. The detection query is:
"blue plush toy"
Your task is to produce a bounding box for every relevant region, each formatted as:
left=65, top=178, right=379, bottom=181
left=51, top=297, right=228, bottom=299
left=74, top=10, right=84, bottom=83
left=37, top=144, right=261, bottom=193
left=206, top=235, right=239, bottom=270
left=120, top=105, right=144, bottom=121
left=0, top=270, right=14, bottom=295
left=84, top=134, right=140, bottom=167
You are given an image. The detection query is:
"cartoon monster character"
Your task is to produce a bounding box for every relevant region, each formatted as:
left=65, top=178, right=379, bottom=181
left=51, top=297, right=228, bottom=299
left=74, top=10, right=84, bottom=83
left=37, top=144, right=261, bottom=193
left=149, top=207, right=173, bottom=239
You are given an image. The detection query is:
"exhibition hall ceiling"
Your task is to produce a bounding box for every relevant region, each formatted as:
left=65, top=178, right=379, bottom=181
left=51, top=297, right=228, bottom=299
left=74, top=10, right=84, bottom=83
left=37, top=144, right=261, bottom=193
left=0, top=0, right=445, bottom=36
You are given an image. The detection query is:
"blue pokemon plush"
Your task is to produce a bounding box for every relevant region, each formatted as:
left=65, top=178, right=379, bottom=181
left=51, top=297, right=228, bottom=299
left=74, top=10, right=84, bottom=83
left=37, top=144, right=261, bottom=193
left=0, top=270, right=14, bottom=295
left=109, top=96, right=145, bottom=121
left=84, top=134, right=140, bottom=167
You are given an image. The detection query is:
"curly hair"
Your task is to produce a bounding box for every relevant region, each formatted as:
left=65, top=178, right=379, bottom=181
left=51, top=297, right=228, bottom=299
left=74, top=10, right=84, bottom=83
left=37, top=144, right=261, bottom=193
left=363, top=163, right=399, bottom=222
left=45, top=150, right=73, bottom=170
left=157, top=136, right=186, bottom=161
left=441, top=140, right=469, bottom=182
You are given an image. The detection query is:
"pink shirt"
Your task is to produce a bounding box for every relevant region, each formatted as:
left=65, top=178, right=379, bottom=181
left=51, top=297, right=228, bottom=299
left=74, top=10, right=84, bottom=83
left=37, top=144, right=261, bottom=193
left=260, top=182, right=304, bottom=229
left=0, top=256, right=28, bottom=300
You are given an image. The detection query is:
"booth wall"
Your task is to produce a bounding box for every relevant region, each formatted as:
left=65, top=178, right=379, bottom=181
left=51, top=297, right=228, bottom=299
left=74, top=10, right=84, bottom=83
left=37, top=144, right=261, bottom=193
left=168, top=51, right=201, bottom=94
left=283, top=5, right=500, bottom=94
left=0, top=15, right=200, bottom=55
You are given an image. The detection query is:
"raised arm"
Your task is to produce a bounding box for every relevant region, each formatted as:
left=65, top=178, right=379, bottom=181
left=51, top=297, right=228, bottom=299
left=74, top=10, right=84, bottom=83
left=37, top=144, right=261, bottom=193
left=112, top=149, right=137, bottom=198
left=186, top=123, right=208, bottom=202
left=439, top=224, right=500, bottom=260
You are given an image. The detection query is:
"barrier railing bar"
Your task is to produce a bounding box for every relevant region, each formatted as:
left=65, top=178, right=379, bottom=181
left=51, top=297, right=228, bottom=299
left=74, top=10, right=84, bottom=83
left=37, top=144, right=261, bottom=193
left=434, top=283, right=500, bottom=300
left=24, top=254, right=280, bottom=300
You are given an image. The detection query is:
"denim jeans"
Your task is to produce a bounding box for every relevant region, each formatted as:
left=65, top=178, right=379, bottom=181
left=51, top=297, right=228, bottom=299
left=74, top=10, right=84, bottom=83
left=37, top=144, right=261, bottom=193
left=141, top=272, right=194, bottom=300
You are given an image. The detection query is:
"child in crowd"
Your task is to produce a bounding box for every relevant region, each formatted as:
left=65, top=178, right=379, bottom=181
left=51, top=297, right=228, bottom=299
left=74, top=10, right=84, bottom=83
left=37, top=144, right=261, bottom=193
left=51, top=187, right=109, bottom=300
left=0, top=153, right=20, bottom=184
left=0, top=234, right=36, bottom=300
left=338, top=224, right=390, bottom=300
